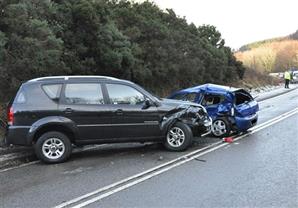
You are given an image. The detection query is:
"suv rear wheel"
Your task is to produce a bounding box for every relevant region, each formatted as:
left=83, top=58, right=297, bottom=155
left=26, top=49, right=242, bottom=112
left=35, top=131, right=72, bottom=163
left=164, top=122, right=193, bottom=151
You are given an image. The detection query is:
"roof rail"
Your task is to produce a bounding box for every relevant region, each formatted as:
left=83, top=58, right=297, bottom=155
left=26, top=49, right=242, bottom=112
left=28, top=75, right=119, bottom=82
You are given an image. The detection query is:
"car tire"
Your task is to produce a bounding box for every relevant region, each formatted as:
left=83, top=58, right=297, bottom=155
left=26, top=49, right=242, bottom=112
left=34, top=131, right=72, bottom=163
left=164, top=122, right=193, bottom=151
left=212, top=118, right=231, bottom=137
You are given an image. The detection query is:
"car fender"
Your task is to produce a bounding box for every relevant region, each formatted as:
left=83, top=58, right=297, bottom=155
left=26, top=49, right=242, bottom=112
left=27, top=116, right=79, bottom=144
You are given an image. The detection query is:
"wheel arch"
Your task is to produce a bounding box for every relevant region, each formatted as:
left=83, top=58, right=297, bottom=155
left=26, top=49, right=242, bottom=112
left=27, top=116, right=79, bottom=144
left=161, top=118, right=183, bottom=136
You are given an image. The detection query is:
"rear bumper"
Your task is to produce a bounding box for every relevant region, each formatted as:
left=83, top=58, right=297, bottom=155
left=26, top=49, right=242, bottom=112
left=234, top=113, right=258, bottom=131
left=5, top=126, right=31, bottom=146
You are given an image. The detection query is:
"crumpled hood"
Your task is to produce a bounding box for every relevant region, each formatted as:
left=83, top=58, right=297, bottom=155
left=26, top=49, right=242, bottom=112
left=160, top=98, right=208, bottom=121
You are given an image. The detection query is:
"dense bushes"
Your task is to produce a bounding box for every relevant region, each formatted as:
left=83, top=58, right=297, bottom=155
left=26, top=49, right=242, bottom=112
left=0, top=0, right=245, bottom=101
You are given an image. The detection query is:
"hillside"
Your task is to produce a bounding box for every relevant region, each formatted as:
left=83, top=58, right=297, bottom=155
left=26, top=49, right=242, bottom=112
left=235, top=30, right=298, bottom=73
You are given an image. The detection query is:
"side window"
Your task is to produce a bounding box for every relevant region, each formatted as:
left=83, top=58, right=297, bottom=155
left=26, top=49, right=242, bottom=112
left=171, top=93, right=197, bottom=102
left=42, top=84, right=62, bottom=99
left=202, top=95, right=223, bottom=106
left=184, top=93, right=197, bottom=102
left=64, top=83, right=104, bottom=105
left=171, top=93, right=187, bottom=100
left=106, top=84, right=145, bottom=105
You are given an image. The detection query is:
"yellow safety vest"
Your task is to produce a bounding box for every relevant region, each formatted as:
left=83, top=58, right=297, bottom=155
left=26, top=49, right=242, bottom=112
left=284, top=71, right=291, bottom=80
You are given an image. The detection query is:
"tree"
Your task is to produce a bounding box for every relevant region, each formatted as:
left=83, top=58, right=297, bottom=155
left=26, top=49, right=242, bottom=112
left=0, top=0, right=246, bottom=101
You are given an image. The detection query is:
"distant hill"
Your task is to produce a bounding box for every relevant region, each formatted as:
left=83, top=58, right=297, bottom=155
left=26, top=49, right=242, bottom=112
left=239, top=30, right=298, bottom=52
left=235, top=30, right=298, bottom=73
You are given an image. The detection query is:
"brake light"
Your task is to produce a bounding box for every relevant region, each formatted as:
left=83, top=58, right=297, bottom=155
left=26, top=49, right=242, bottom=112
left=8, top=107, right=14, bottom=125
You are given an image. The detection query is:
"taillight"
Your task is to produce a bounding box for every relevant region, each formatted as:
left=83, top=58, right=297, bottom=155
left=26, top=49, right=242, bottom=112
left=8, top=107, right=14, bottom=125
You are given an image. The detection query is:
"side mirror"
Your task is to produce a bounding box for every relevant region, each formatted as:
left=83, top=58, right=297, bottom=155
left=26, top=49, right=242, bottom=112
left=142, top=98, right=152, bottom=109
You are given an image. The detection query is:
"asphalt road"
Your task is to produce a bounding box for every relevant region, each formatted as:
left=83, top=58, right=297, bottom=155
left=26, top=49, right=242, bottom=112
left=0, top=89, right=297, bottom=208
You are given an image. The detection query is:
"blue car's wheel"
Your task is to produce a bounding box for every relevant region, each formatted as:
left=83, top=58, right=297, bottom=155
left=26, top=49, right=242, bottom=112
left=212, top=118, right=231, bottom=137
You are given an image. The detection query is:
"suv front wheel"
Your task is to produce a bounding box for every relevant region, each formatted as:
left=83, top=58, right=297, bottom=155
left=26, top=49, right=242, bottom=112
left=35, top=131, right=72, bottom=163
left=164, top=122, right=193, bottom=151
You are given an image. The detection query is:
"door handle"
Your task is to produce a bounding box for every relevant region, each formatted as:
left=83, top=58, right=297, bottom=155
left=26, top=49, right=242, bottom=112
left=64, top=108, right=73, bottom=114
left=115, top=109, right=123, bottom=115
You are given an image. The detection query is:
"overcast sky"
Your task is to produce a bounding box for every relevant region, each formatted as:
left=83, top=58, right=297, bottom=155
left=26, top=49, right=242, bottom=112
left=149, top=0, right=297, bottom=49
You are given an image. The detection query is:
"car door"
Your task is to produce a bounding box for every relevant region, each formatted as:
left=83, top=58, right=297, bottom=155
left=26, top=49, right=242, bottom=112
left=59, top=82, right=112, bottom=141
left=201, top=94, right=224, bottom=119
left=104, top=83, right=161, bottom=139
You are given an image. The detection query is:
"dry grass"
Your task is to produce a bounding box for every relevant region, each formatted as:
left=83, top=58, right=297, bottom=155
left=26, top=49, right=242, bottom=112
left=233, top=68, right=280, bottom=90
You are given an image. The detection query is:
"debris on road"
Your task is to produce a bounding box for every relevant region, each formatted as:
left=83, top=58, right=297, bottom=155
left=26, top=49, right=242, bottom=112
left=158, top=156, right=164, bottom=161
left=223, top=137, right=234, bottom=143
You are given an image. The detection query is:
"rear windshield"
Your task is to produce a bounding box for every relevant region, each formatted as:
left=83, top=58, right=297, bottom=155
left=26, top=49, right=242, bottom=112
left=235, top=90, right=253, bottom=105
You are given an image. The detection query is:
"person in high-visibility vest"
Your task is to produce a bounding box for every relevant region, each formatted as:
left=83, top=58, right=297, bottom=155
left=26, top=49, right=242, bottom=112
left=284, top=70, right=291, bottom=88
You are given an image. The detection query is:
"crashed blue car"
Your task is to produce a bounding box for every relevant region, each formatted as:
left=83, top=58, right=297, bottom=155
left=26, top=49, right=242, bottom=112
left=168, top=84, right=259, bottom=137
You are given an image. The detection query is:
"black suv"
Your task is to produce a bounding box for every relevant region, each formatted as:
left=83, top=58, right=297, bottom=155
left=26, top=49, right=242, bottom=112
left=5, top=76, right=212, bottom=163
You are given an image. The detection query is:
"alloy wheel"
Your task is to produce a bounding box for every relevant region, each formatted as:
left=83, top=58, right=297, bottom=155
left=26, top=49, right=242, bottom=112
left=212, top=120, right=227, bottom=136
left=167, top=127, right=185, bottom=147
left=42, top=138, right=65, bottom=160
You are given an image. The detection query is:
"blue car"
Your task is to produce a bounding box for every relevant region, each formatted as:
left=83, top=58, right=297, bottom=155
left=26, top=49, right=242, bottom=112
left=168, top=84, right=259, bottom=137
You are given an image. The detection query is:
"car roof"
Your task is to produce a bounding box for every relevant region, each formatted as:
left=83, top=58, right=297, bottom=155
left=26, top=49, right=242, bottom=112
left=26, top=75, right=135, bottom=85
left=27, top=75, right=119, bottom=82
left=178, top=83, right=239, bottom=94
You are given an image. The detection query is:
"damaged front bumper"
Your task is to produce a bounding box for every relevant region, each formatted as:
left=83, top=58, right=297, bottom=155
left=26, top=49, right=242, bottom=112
left=190, top=116, right=212, bottom=137
left=161, top=104, right=213, bottom=137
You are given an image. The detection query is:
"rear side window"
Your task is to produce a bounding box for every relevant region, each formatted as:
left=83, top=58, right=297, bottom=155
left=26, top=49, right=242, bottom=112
left=106, top=84, right=145, bottom=105
left=15, top=90, right=26, bottom=104
left=64, top=83, right=104, bottom=105
left=42, top=84, right=62, bottom=99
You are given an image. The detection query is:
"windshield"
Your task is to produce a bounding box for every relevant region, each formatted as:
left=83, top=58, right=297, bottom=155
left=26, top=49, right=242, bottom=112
left=133, top=83, right=162, bottom=101
left=170, top=92, right=198, bottom=102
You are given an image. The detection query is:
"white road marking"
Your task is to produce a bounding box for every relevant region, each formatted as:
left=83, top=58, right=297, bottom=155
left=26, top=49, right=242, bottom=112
left=0, top=161, right=39, bottom=173
left=0, top=144, right=106, bottom=173
left=53, top=141, right=222, bottom=208
left=55, top=108, right=298, bottom=208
